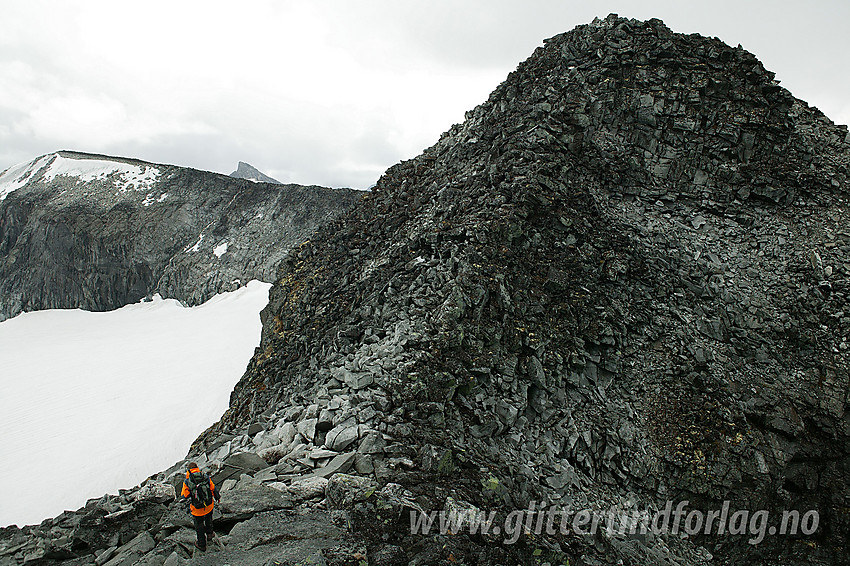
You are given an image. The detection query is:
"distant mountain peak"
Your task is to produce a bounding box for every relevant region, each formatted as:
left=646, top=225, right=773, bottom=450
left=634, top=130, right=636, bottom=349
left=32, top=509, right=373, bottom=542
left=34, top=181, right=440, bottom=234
left=229, top=161, right=281, bottom=184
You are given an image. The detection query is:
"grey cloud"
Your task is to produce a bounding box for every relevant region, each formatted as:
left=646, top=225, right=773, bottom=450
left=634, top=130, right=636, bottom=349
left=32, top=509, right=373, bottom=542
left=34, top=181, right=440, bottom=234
left=0, top=1, right=847, bottom=187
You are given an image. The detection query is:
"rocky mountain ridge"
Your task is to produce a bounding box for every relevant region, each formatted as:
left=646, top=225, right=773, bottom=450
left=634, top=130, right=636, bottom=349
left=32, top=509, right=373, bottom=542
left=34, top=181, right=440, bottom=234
left=0, top=151, right=362, bottom=321
left=2, top=14, right=849, bottom=566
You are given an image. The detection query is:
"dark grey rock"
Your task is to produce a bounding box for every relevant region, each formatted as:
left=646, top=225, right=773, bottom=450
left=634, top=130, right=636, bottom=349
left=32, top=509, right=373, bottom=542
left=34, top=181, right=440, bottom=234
left=308, top=452, right=356, bottom=479
left=308, top=449, right=338, bottom=460
left=207, top=15, right=848, bottom=564
left=212, top=452, right=269, bottom=486
left=102, top=532, right=154, bottom=566
left=324, top=424, right=359, bottom=451
left=325, top=474, right=377, bottom=510
left=287, top=477, right=328, bottom=502
left=317, top=408, right=335, bottom=432
left=420, top=445, right=454, bottom=475
left=356, top=431, right=386, bottom=454
left=185, top=510, right=350, bottom=566
left=297, top=418, right=318, bottom=443
left=251, top=466, right=277, bottom=483
left=369, top=544, right=407, bottom=566
left=94, top=546, right=118, bottom=565
left=217, top=484, right=293, bottom=522
left=353, top=454, right=375, bottom=475
left=246, top=423, right=265, bottom=436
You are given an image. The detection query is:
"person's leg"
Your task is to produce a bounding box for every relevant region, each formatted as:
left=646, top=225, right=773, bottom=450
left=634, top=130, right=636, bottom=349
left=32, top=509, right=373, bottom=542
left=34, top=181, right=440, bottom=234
left=192, top=514, right=207, bottom=550
left=204, top=512, right=214, bottom=540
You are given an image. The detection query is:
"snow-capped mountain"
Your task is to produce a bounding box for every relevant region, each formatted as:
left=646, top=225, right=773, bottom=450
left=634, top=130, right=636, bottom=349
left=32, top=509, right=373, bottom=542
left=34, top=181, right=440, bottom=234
left=0, top=153, right=160, bottom=201
left=0, top=151, right=362, bottom=321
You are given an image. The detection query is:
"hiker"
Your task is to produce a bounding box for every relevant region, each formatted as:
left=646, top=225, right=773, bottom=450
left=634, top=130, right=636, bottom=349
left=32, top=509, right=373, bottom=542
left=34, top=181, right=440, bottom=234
left=181, top=462, right=221, bottom=551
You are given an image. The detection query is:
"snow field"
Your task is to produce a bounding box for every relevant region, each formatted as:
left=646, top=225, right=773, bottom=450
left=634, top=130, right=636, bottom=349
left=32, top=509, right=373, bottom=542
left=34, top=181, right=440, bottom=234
left=0, top=281, right=272, bottom=527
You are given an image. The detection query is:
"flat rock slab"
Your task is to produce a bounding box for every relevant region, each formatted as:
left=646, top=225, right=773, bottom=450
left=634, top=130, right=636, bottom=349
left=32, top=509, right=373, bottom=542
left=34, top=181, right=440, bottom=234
left=302, top=452, right=356, bottom=481
left=218, top=484, right=294, bottom=521
left=102, top=532, right=155, bottom=566
left=159, top=506, right=195, bottom=531
left=325, top=425, right=359, bottom=451
left=212, top=451, right=271, bottom=485
left=287, top=476, right=329, bottom=502
left=185, top=510, right=349, bottom=566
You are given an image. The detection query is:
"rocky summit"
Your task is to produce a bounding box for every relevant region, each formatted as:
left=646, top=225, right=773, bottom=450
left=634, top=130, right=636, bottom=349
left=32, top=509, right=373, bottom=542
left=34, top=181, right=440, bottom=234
left=2, top=14, right=849, bottom=566
left=229, top=162, right=282, bottom=185
left=0, top=151, right=361, bottom=321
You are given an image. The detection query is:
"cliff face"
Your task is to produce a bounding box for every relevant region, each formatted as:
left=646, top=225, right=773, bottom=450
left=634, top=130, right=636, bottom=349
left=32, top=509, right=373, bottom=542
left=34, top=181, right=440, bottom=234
left=0, top=151, right=362, bottom=321
left=2, top=15, right=848, bottom=566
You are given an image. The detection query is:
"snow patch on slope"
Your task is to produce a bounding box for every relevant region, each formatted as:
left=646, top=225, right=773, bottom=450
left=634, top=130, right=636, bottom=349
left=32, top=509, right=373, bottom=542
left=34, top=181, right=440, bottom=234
left=1, top=153, right=162, bottom=200
left=0, top=155, right=53, bottom=200
left=142, top=192, right=169, bottom=207
left=43, top=155, right=160, bottom=192
left=186, top=234, right=204, bottom=253
left=213, top=241, right=228, bottom=257
left=0, top=280, right=272, bottom=528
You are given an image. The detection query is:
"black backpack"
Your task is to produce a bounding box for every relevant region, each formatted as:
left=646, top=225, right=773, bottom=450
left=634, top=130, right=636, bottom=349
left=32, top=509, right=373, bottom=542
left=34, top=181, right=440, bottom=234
left=186, top=471, right=213, bottom=508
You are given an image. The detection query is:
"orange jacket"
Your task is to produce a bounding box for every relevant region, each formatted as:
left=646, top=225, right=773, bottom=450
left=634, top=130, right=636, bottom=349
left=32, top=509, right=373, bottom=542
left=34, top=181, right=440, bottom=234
left=181, top=468, right=217, bottom=516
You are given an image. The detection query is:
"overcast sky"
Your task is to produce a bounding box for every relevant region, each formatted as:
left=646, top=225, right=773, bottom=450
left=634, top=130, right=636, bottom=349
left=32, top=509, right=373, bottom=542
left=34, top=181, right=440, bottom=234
left=1, top=1, right=847, bottom=189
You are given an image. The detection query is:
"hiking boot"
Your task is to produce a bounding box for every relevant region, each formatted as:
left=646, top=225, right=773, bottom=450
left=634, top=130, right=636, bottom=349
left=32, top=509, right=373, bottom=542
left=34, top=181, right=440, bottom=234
left=194, top=541, right=206, bottom=552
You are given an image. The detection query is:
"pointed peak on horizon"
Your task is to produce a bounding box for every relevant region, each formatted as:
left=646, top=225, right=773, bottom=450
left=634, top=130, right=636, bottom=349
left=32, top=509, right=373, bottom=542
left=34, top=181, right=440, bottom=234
left=230, top=162, right=281, bottom=184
